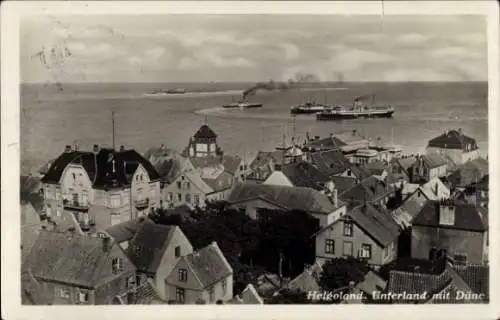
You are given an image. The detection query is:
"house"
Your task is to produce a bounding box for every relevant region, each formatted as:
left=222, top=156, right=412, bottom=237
left=286, top=262, right=323, bottom=293
left=340, top=176, right=395, bottom=210
left=410, top=154, right=449, bottom=183
left=182, top=124, right=224, bottom=158
left=246, top=150, right=284, bottom=182
left=164, top=241, right=233, bottom=304
left=341, top=271, right=387, bottom=304
left=399, top=177, right=451, bottom=216
left=308, top=149, right=351, bottom=177
left=263, top=161, right=332, bottom=191
left=389, top=156, right=416, bottom=184
left=22, top=231, right=138, bottom=305
left=230, top=284, right=264, bottom=304
left=188, top=154, right=245, bottom=182
left=144, top=145, right=191, bottom=185
left=126, top=220, right=193, bottom=301
left=460, top=175, right=488, bottom=208
left=426, top=129, right=480, bottom=165
left=21, top=203, right=43, bottom=262
left=314, top=203, right=401, bottom=266
left=334, top=129, right=370, bottom=152
left=363, top=160, right=388, bottom=181
left=40, top=145, right=161, bottom=231
left=411, top=199, right=488, bottom=265
left=303, top=134, right=346, bottom=153
left=105, top=216, right=152, bottom=250
left=446, top=158, right=489, bottom=190
left=20, top=175, right=44, bottom=212
left=227, top=183, right=346, bottom=227
left=162, top=167, right=234, bottom=209
left=386, top=258, right=487, bottom=304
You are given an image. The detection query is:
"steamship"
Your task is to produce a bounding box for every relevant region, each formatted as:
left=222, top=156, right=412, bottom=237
left=290, top=101, right=328, bottom=114
left=316, top=95, right=394, bottom=121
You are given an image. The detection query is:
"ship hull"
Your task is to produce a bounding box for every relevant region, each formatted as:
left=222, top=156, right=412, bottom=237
left=316, top=110, right=394, bottom=120
left=222, top=103, right=263, bottom=109
left=290, top=108, right=325, bottom=114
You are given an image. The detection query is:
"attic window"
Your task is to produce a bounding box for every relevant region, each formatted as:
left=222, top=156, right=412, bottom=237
left=112, top=258, right=123, bottom=274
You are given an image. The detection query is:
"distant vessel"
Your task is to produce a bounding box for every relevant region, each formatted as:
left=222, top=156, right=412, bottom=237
left=290, top=101, right=328, bottom=114
left=222, top=100, right=263, bottom=109
left=146, top=88, right=187, bottom=95
left=316, top=95, right=394, bottom=120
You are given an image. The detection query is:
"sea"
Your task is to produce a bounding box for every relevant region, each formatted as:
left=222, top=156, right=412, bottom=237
left=21, top=82, right=488, bottom=175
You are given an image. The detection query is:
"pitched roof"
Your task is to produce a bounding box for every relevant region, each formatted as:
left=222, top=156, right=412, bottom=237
left=447, top=158, right=489, bottom=188
left=228, top=183, right=336, bottom=215
left=388, top=269, right=452, bottom=302
left=452, top=265, right=489, bottom=300
left=428, top=130, right=478, bottom=150
left=287, top=262, right=322, bottom=293
left=250, top=151, right=283, bottom=170
left=330, top=176, right=357, bottom=193
left=184, top=242, right=233, bottom=288
left=105, top=216, right=152, bottom=243
left=419, top=154, right=448, bottom=168
left=392, top=197, right=427, bottom=228
left=41, top=148, right=160, bottom=188
left=202, top=170, right=234, bottom=192
left=346, top=204, right=401, bottom=247
left=194, top=124, right=217, bottom=139
left=115, top=279, right=165, bottom=305
left=394, top=156, right=417, bottom=172
left=189, top=155, right=242, bottom=175
left=340, top=176, right=392, bottom=206
left=418, top=177, right=450, bottom=200
left=412, top=200, right=487, bottom=232
left=363, top=160, right=387, bottom=176
left=234, top=284, right=264, bottom=304
left=309, top=149, right=351, bottom=176
left=23, top=230, right=135, bottom=288
left=304, top=136, right=346, bottom=150
left=280, top=162, right=331, bottom=190
left=127, top=222, right=177, bottom=274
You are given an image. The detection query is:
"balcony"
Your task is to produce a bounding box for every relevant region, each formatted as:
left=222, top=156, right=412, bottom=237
left=134, top=198, right=149, bottom=209
left=63, top=199, right=90, bottom=212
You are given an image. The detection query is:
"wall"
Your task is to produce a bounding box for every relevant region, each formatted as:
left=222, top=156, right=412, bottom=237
left=165, top=258, right=203, bottom=303
left=198, top=274, right=233, bottom=304
left=228, top=199, right=284, bottom=220
left=60, top=164, right=93, bottom=205
left=162, top=173, right=207, bottom=208
left=38, top=281, right=96, bottom=305
left=154, top=227, right=194, bottom=301
left=315, top=218, right=394, bottom=265
left=131, top=164, right=153, bottom=219
left=426, top=147, right=480, bottom=166
left=310, top=205, right=346, bottom=228
left=263, top=171, right=294, bottom=187
left=411, top=226, right=486, bottom=265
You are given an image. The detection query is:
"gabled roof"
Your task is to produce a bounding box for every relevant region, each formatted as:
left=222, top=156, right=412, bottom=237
left=330, top=176, right=357, bottom=194
left=309, top=149, right=351, bottom=176
left=428, top=130, right=478, bottom=150
left=346, top=204, right=401, bottom=247
left=394, top=156, right=417, bottom=173
left=127, top=222, right=178, bottom=274
left=105, top=216, right=152, bottom=243
left=287, top=262, right=322, bottom=293
left=233, top=284, right=264, bottom=304
left=250, top=151, right=283, bottom=170
left=41, top=148, right=160, bottom=188
left=388, top=268, right=452, bottom=302
left=304, top=136, right=346, bottom=150
left=23, top=230, right=135, bottom=288
left=194, top=124, right=217, bottom=139
left=418, top=154, right=448, bottom=169
left=419, top=177, right=450, bottom=201
left=228, top=183, right=337, bottom=215
left=202, top=170, right=234, bottom=193
left=189, top=155, right=242, bottom=175
left=452, top=265, right=489, bottom=300
left=340, top=176, right=392, bottom=206
left=412, top=200, right=487, bottom=232
left=392, top=197, right=427, bottom=228
left=280, top=162, right=331, bottom=190
left=363, top=160, right=387, bottom=176
left=447, top=158, right=489, bottom=188
left=184, top=242, right=233, bottom=288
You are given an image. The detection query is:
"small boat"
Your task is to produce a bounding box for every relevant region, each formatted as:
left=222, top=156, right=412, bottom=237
left=316, top=95, right=394, bottom=121
left=290, top=101, right=328, bottom=114
left=222, top=100, right=263, bottom=109
left=146, top=88, right=187, bottom=96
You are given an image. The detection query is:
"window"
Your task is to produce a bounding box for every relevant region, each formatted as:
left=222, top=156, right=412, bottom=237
left=343, top=241, right=353, bottom=256
left=184, top=182, right=191, bottom=190
left=176, top=288, right=185, bottom=304
left=222, top=278, right=227, bottom=294
left=168, top=192, right=173, bottom=201
left=126, top=275, right=135, bottom=289
left=185, top=193, right=191, bottom=203
left=194, top=194, right=200, bottom=205
left=324, top=239, right=335, bottom=254
left=177, top=193, right=182, bottom=202
left=175, top=246, right=181, bottom=258
left=209, top=286, right=215, bottom=302
left=112, top=258, right=123, bottom=274
left=178, top=268, right=187, bottom=282
left=181, top=175, right=185, bottom=181
left=240, top=165, right=244, bottom=171
left=347, top=169, right=352, bottom=176
left=360, top=244, right=372, bottom=259
left=78, top=291, right=89, bottom=303
left=343, top=219, right=353, bottom=237
left=56, top=288, right=70, bottom=299
left=453, top=253, right=467, bottom=265
left=177, top=181, right=182, bottom=189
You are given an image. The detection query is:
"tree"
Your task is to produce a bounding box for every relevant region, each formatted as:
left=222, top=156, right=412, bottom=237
left=319, top=257, right=370, bottom=292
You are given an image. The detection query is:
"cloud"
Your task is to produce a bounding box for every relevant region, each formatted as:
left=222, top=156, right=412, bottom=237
left=279, top=43, right=300, bottom=61
left=396, top=33, right=432, bottom=46
left=429, top=46, right=483, bottom=59
left=383, top=68, right=458, bottom=82
left=145, top=47, right=166, bottom=61
left=331, top=48, right=391, bottom=72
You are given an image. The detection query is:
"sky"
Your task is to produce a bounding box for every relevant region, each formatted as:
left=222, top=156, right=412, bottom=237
left=20, top=14, right=487, bottom=83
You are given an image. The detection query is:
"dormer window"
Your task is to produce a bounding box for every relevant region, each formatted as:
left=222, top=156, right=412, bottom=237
left=178, top=268, right=187, bottom=282
left=112, top=258, right=123, bottom=274
left=175, top=246, right=181, bottom=257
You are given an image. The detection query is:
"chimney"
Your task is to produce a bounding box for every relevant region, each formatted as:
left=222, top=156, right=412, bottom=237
left=160, top=143, right=165, bottom=150
left=64, top=145, right=72, bottom=153
left=352, top=129, right=356, bottom=136
left=93, top=144, right=100, bottom=153
left=439, top=199, right=455, bottom=226
left=102, top=236, right=111, bottom=252
left=120, top=145, right=125, bottom=152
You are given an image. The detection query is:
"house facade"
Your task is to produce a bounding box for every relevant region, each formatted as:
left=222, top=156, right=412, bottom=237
left=22, top=231, right=138, bottom=305
left=40, top=145, right=161, bottom=231
left=411, top=154, right=448, bottom=183
left=314, top=204, right=400, bottom=266
left=165, top=242, right=233, bottom=304
left=426, top=129, right=480, bottom=165
left=411, top=199, right=488, bottom=265
left=126, top=221, right=194, bottom=301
